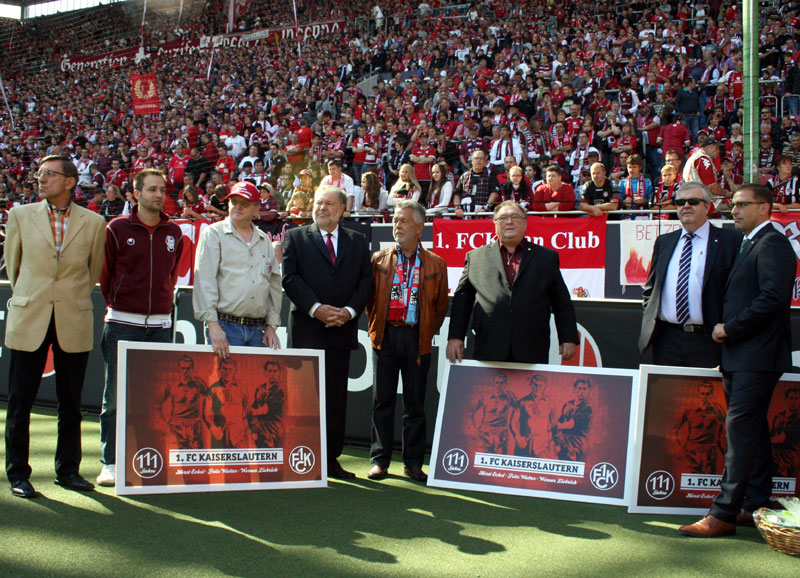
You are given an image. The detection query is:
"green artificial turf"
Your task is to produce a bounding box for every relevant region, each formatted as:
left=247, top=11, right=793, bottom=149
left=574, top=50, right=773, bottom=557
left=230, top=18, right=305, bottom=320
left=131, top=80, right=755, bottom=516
left=1, top=407, right=798, bottom=577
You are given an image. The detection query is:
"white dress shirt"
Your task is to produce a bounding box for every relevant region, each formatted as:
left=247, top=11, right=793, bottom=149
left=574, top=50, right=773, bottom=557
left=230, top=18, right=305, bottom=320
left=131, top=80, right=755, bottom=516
left=659, top=221, right=710, bottom=324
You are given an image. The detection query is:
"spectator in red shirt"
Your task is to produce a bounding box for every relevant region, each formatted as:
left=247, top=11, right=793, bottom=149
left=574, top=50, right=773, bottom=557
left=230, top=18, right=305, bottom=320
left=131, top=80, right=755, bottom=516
left=87, top=189, right=105, bottom=213
left=658, top=113, right=691, bottom=160
left=410, top=132, right=437, bottom=202
left=215, top=145, right=236, bottom=185
left=532, top=165, right=576, bottom=214
left=181, top=185, right=206, bottom=219
left=168, top=141, right=190, bottom=196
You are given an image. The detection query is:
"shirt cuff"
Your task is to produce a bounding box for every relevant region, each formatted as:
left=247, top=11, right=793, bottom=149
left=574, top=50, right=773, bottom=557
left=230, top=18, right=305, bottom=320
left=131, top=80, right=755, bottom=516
left=309, top=302, right=321, bottom=318
left=344, top=306, right=356, bottom=320
left=195, top=311, right=218, bottom=323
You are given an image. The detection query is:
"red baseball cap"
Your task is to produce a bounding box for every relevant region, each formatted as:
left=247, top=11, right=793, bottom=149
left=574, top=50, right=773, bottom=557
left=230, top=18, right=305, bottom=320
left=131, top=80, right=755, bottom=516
left=226, top=181, right=260, bottom=203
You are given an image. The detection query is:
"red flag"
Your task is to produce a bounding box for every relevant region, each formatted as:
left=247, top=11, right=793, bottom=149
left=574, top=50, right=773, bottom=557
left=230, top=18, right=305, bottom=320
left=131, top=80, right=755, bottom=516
left=131, top=73, right=160, bottom=115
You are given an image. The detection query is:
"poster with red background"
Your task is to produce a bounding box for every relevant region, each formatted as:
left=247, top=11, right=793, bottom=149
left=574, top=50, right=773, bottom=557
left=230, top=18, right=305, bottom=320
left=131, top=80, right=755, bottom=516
left=768, top=215, right=800, bottom=307
left=131, top=73, right=160, bottom=115
left=432, top=216, right=607, bottom=298
left=116, top=343, right=325, bottom=495
left=629, top=366, right=800, bottom=514
left=428, top=361, right=638, bottom=505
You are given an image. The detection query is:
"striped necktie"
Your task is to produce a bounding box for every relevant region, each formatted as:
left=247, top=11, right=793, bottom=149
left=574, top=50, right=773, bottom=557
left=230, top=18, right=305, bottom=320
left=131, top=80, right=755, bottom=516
left=675, top=233, right=695, bottom=325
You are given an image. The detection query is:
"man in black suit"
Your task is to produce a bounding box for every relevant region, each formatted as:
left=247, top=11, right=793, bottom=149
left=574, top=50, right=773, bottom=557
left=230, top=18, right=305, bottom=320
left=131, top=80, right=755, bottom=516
left=446, top=201, right=579, bottom=364
left=639, top=182, right=742, bottom=366
left=282, top=186, right=373, bottom=479
left=680, top=184, right=795, bottom=537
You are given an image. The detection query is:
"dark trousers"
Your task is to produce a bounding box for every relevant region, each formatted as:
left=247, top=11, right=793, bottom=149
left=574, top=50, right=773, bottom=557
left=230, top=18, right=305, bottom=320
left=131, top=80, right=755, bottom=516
left=325, top=351, right=351, bottom=462
left=652, top=322, right=719, bottom=368
left=709, top=370, right=780, bottom=522
left=5, top=315, right=90, bottom=483
left=100, top=322, right=172, bottom=465
left=370, top=325, right=430, bottom=468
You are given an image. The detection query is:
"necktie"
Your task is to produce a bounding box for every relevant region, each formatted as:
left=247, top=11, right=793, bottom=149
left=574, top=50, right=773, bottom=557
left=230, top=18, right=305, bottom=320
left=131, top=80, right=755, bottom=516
left=738, top=236, right=750, bottom=254
left=675, top=233, right=694, bottom=325
left=325, top=232, right=336, bottom=266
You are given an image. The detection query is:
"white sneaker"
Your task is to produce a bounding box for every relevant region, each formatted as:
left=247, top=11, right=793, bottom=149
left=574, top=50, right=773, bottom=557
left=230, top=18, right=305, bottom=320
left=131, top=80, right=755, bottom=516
left=96, top=464, right=115, bottom=487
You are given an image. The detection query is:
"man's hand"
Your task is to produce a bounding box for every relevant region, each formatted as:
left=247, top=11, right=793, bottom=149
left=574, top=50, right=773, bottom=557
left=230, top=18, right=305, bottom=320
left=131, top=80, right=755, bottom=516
left=712, top=323, right=728, bottom=343
left=314, top=304, right=340, bottom=325
left=326, top=307, right=351, bottom=327
left=559, top=342, right=577, bottom=360
left=587, top=205, right=602, bottom=217
left=315, top=304, right=351, bottom=327
left=208, top=321, right=230, bottom=359
left=446, top=338, right=465, bottom=363
left=263, top=326, right=281, bottom=349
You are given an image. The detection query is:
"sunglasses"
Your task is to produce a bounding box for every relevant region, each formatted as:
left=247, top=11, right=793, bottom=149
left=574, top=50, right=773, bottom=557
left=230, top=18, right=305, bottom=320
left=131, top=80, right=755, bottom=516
left=674, top=198, right=706, bottom=206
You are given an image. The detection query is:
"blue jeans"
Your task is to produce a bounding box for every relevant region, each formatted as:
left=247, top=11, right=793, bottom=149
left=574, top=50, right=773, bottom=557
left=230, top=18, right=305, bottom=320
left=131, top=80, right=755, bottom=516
left=206, top=319, right=265, bottom=348
left=646, top=147, right=663, bottom=180
left=785, top=95, right=800, bottom=117
left=101, top=322, right=172, bottom=465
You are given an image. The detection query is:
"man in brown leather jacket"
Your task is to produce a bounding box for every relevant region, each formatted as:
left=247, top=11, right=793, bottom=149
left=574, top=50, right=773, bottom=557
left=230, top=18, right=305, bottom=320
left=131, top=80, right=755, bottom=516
left=366, top=200, right=448, bottom=483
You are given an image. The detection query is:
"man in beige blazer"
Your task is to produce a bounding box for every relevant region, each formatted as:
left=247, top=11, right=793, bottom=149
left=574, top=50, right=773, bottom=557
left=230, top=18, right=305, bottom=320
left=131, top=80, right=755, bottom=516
left=4, top=155, right=106, bottom=499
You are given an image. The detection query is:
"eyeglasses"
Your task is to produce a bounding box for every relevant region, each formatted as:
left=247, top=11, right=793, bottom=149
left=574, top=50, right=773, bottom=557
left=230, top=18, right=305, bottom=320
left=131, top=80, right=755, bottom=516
left=731, top=201, right=765, bottom=210
left=34, top=169, right=68, bottom=180
left=665, top=157, right=681, bottom=162
left=494, top=214, right=526, bottom=223
left=674, top=198, right=707, bottom=206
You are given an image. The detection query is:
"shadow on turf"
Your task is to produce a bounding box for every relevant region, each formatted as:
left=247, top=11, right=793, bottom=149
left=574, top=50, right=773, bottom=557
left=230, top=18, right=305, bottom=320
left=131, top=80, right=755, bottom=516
left=0, top=414, right=772, bottom=577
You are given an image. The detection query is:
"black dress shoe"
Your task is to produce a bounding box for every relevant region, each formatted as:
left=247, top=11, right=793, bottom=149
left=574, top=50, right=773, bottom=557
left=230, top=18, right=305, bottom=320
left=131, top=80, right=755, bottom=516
left=54, top=474, right=95, bottom=492
left=11, top=479, right=36, bottom=499
left=403, top=466, right=428, bottom=483
left=328, top=461, right=356, bottom=479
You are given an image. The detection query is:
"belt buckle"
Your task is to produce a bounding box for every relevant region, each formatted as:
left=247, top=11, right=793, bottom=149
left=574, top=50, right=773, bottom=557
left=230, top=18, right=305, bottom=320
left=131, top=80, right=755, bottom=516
left=683, top=324, right=699, bottom=333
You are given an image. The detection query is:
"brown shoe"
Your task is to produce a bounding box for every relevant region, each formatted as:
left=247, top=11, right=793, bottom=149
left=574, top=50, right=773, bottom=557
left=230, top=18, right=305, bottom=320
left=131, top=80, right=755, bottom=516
left=403, top=466, right=428, bottom=483
left=735, top=510, right=754, bottom=527
left=367, top=464, right=388, bottom=480
left=679, top=515, right=736, bottom=537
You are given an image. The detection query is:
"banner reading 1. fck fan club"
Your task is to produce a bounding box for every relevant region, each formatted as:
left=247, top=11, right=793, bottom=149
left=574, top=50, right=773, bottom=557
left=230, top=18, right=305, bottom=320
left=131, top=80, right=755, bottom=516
left=433, top=216, right=607, bottom=298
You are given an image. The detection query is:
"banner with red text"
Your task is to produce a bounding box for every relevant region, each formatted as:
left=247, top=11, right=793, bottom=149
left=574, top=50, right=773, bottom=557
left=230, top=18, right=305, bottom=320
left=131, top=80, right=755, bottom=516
left=117, top=343, right=326, bottom=495
left=769, top=215, right=800, bottom=307
left=429, top=361, right=638, bottom=505
left=433, top=217, right=607, bottom=298
left=131, top=73, right=160, bottom=115
left=60, top=20, right=346, bottom=73
left=629, top=366, right=800, bottom=514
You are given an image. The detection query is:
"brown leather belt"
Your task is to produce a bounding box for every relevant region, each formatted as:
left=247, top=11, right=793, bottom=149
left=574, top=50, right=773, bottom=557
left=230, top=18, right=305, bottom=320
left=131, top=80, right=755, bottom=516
left=218, top=313, right=265, bottom=327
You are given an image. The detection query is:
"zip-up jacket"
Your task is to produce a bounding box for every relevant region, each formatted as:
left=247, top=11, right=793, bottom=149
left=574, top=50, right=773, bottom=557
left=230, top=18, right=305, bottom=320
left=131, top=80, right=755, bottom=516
left=100, top=207, right=185, bottom=317
left=366, top=245, right=449, bottom=361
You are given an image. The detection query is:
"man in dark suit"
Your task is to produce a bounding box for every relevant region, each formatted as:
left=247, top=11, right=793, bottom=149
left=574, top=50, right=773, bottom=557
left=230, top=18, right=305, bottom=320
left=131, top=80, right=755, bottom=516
left=680, top=184, right=795, bottom=537
left=282, top=186, right=373, bottom=479
left=639, top=181, right=742, bottom=366
left=446, top=201, right=579, bottom=364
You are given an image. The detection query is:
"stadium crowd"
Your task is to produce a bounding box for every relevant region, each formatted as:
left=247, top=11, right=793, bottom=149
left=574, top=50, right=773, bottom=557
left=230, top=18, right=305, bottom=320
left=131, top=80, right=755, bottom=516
left=0, top=0, right=799, bottom=226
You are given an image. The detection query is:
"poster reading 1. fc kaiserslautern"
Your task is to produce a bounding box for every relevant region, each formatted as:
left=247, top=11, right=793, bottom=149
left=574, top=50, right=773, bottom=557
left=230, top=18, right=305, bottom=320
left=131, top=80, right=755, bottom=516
left=428, top=361, right=639, bottom=506
left=629, top=366, right=800, bottom=515
left=116, top=343, right=326, bottom=495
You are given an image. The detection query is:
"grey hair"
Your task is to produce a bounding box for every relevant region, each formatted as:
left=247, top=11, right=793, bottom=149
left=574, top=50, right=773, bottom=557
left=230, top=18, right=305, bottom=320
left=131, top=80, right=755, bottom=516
left=676, top=181, right=712, bottom=203
left=394, top=199, right=426, bottom=224
left=315, top=185, right=347, bottom=206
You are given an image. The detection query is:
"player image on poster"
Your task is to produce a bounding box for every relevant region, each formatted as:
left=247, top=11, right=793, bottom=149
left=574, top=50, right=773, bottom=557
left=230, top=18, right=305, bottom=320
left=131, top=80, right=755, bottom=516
left=629, top=366, right=800, bottom=515
left=116, top=343, right=326, bottom=495
left=428, top=361, right=638, bottom=506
